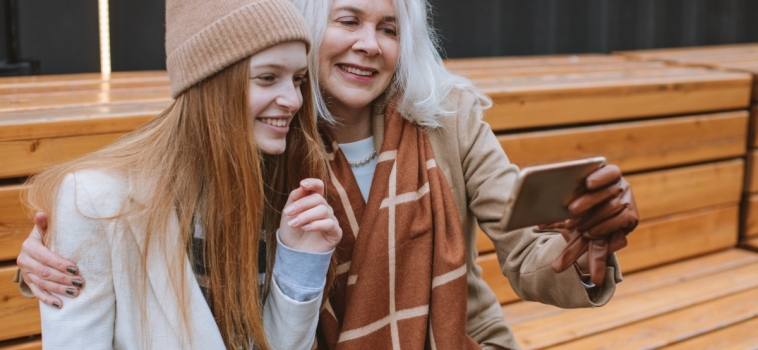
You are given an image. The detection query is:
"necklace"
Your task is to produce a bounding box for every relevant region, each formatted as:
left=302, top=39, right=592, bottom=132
left=347, top=150, right=377, bottom=167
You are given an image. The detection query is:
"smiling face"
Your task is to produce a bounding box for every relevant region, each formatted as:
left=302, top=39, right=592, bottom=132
left=248, top=41, right=309, bottom=155
left=318, top=0, right=400, bottom=118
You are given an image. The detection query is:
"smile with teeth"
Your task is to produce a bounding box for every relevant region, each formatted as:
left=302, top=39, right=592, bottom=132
left=259, top=118, right=289, bottom=127
left=339, top=64, right=375, bottom=76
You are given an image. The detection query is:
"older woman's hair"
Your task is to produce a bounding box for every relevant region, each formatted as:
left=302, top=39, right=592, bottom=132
left=290, top=0, right=491, bottom=127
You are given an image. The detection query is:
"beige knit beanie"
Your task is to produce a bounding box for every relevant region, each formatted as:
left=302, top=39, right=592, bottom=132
left=165, top=0, right=311, bottom=98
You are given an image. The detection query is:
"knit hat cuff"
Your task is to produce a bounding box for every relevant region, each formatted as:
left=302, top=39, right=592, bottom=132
left=166, top=0, right=311, bottom=98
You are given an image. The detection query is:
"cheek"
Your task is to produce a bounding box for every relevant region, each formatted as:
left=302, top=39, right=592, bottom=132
left=248, top=86, right=271, bottom=118
left=381, top=40, right=400, bottom=71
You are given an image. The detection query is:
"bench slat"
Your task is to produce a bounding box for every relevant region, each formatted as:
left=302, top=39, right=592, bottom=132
left=499, top=111, right=748, bottom=173
left=743, top=194, right=758, bottom=239
left=0, top=185, right=30, bottom=261
left=450, top=61, right=667, bottom=78
left=663, top=316, right=758, bottom=350
left=444, top=55, right=627, bottom=70
left=502, top=249, right=758, bottom=325
left=476, top=160, right=744, bottom=254
left=0, top=133, right=126, bottom=179
left=618, top=205, right=739, bottom=273
left=0, top=339, right=41, bottom=350
left=0, top=102, right=165, bottom=142
left=752, top=105, right=758, bottom=147
left=550, top=287, right=758, bottom=350
left=509, top=259, right=758, bottom=349
left=0, top=71, right=167, bottom=86
left=746, top=150, right=758, bottom=193
left=475, top=253, right=519, bottom=305
left=0, top=266, right=40, bottom=342
left=0, top=89, right=171, bottom=113
left=0, top=78, right=170, bottom=96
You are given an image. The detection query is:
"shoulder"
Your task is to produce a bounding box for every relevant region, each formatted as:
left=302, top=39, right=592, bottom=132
left=59, top=169, right=129, bottom=219
left=434, top=87, right=484, bottom=131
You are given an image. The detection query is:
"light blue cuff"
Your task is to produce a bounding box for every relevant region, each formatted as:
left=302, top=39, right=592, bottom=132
left=273, top=230, right=333, bottom=302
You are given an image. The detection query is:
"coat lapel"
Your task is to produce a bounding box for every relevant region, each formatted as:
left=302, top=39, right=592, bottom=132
left=125, top=177, right=226, bottom=349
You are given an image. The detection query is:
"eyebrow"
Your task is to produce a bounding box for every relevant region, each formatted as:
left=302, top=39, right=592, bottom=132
left=333, top=6, right=396, bottom=23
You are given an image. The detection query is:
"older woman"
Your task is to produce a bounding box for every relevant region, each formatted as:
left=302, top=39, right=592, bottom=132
left=17, top=0, right=637, bottom=349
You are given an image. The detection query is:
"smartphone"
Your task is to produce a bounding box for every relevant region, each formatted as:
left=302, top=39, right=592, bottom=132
left=500, top=157, right=607, bottom=232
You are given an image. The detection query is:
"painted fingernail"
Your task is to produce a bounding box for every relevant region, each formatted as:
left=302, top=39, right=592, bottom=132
left=284, top=206, right=294, bottom=215
left=288, top=218, right=300, bottom=227
left=66, top=288, right=76, bottom=296
left=66, top=266, right=78, bottom=275
left=72, top=279, right=83, bottom=288
left=52, top=302, right=61, bottom=308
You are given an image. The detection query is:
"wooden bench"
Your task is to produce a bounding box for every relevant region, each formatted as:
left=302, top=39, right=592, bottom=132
left=618, top=44, right=758, bottom=252
left=0, top=72, right=168, bottom=347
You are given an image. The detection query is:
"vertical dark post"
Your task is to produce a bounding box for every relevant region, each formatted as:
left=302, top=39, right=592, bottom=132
left=4, top=0, right=18, bottom=63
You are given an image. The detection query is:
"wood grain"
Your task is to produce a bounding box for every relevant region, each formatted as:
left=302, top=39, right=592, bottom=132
left=475, top=253, right=520, bottom=305
left=476, top=160, right=745, bottom=255
left=0, top=338, right=41, bottom=350
left=499, top=111, right=748, bottom=173
left=549, top=287, right=758, bottom=350
left=617, top=205, right=739, bottom=274
left=509, top=260, right=758, bottom=349
left=752, top=105, right=758, bottom=147
left=444, top=55, right=628, bottom=70
left=502, top=249, right=758, bottom=325
left=451, top=61, right=667, bottom=78
left=662, top=316, right=758, bottom=350
left=746, top=150, right=758, bottom=193
left=743, top=194, right=758, bottom=239
left=0, top=185, right=31, bottom=262
left=0, top=89, right=171, bottom=113
left=0, top=133, right=126, bottom=178
left=0, top=266, right=40, bottom=342
left=743, top=236, right=758, bottom=252
left=0, top=102, right=165, bottom=142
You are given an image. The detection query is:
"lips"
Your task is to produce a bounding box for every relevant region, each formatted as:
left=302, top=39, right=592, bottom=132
left=337, top=64, right=377, bottom=77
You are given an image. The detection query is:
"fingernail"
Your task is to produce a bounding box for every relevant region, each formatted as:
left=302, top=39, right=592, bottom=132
left=284, top=206, right=294, bottom=215
left=288, top=218, right=299, bottom=227
left=301, top=180, right=311, bottom=187
left=66, top=288, right=76, bottom=296
left=72, top=279, right=83, bottom=288
left=52, top=302, right=61, bottom=308
left=66, top=266, right=78, bottom=275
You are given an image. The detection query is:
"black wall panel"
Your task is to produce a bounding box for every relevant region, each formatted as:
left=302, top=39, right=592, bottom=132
left=16, top=0, right=99, bottom=74
left=109, top=0, right=166, bottom=71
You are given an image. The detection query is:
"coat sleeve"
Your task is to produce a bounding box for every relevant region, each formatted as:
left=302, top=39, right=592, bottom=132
left=263, top=277, right=322, bottom=349
left=452, top=90, right=622, bottom=308
left=40, top=173, right=116, bottom=349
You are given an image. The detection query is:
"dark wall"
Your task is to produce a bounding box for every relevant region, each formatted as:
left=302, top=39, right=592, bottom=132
left=1, top=0, right=757, bottom=74
left=432, top=0, right=758, bottom=58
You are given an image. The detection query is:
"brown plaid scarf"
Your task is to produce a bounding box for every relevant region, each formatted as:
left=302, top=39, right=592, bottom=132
left=317, top=102, right=479, bottom=349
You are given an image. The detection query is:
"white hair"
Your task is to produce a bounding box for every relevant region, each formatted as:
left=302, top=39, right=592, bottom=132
left=290, top=0, right=491, bottom=127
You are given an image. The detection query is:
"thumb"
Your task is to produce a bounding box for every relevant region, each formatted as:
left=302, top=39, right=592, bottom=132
left=35, top=212, right=49, bottom=235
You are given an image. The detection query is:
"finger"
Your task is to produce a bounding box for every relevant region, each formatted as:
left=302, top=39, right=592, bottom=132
left=299, top=178, right=325, bottom=197
left=551, top=233, right=588, bottom=273
left=585, top=207, right=638, bottom=239
left=588, top=239, right=609, bottom=286
left=284, top=193, right=330, bottom=218
left=27, top=281, right=63, bottom=309
left=301, top=218, right=341, bottom=237
left=35, top=212, right=49, bottom=233
left=282, top=187, right=310, bottom=215
left=608, top=231, right=628, bottom=253
left=585, top=165, right=621, bottom=191
left=568, top=183, right=622, bottom=216
left=288, top=205, right=330, bottom=228
left=18, top=254, right=84, bottom=289
left=25, top=272, right=80, bottom=298
left=573, top=197, right=625, bottom=233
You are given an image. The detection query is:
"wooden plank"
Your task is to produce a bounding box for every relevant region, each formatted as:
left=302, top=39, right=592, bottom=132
left=444, top=54, right=628, bottom=70
left=0, top=185, right=31, bottom=262
left=509, top=261, right=758, bottom=350
left=502, top=249, right=758, bottom=325
left=480, top=68, right=752, bottom=131
left=743, top=237, right=758, bottom=251
left=0, top=132, right=126, bottom=178
left=549, top=287, right=758, bottom=350
left=617, top=205, right=739, bottom=273
left=0, top=89, right=171, bottom=113
left=615, top=43, right=758, bottom=62
left=475, top=253, right=520, bottom=305
left=451, top=61, right=668, bottom=78
left=0, top=78, right=170, bottom=96
left=0, top=266, right=40, bottom=341
left=499, top=111, right=748, bottom=173
left=0, top=102, right=165, bottom=141
left=476, top=160, right=745, bottom=255
left=0, top=338, right=41, bottom=350
left=746, top=150, right=758, bottom=193
left=0, top=70, right=167, bottom=86
left=663, top=316, right=758, bottom=350
left=751, top=105, right=758, bottom=147
left=743, top=194, right=758, bottom=239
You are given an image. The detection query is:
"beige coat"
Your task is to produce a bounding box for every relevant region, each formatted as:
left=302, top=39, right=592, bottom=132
left=371, top=89, right=622, bottom=350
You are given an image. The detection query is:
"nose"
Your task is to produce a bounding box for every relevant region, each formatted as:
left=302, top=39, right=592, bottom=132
left=352, top=26, right=382, bottom=56
left=275, top=81, right=303, bottom=113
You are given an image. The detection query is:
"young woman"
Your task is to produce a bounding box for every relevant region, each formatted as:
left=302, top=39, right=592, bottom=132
left=17, top=0, right=341, bottom=349
left=17, top=0, right=638, bottom=348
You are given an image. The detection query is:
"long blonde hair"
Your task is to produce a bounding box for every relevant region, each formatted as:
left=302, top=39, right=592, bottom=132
left=25, top=57, right=326, bottom=349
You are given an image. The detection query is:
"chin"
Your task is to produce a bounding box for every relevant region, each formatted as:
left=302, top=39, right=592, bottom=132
left=258, top=143, right=287, bottom=155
